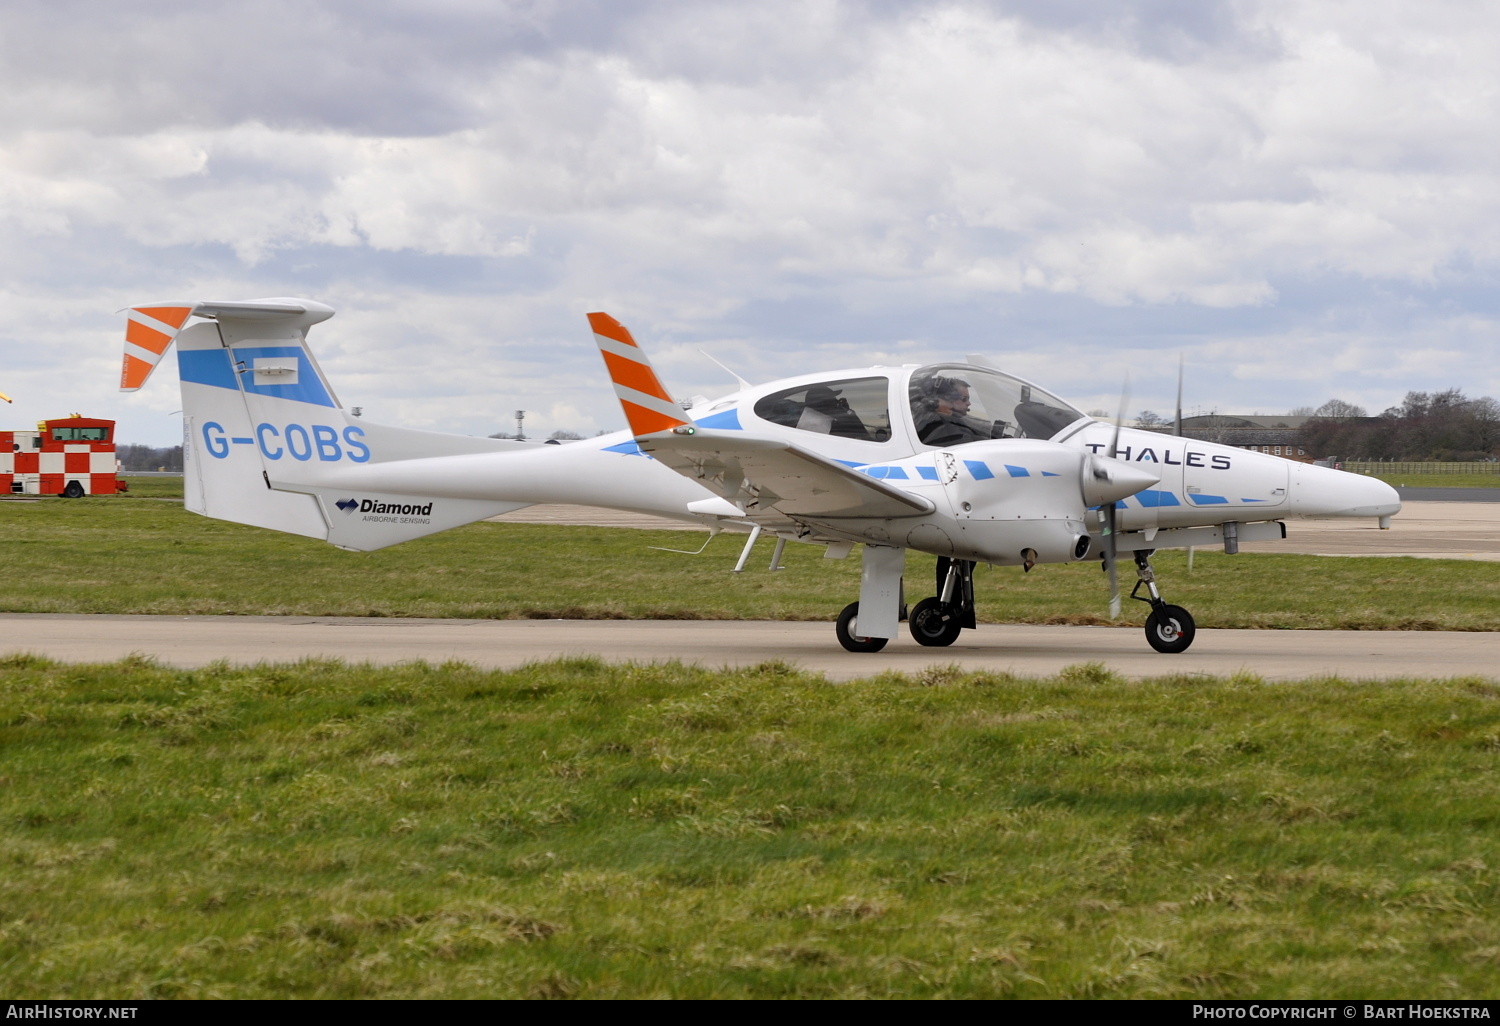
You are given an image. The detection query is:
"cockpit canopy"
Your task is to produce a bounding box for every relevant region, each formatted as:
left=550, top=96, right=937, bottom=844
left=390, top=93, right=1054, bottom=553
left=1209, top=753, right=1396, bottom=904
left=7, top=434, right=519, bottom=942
left=743, top=363, right=1086, bottom=451
left=909, top=364, right=1085, bottom=447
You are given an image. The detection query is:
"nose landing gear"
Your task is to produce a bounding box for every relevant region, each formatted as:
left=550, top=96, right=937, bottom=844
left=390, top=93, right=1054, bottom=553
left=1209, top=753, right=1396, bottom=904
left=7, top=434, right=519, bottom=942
left=908, top=557, right=975, bottom=647
left=1131, top=550, right=1195, bottom=653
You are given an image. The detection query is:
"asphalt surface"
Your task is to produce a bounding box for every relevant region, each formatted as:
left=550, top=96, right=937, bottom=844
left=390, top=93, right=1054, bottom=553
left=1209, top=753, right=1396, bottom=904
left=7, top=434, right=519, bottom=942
left=1396, top=487, right=1500, bottom=502
left=1238, top=501, right=1500, bottom=560
left=5, top=613, right=1495, bottom=682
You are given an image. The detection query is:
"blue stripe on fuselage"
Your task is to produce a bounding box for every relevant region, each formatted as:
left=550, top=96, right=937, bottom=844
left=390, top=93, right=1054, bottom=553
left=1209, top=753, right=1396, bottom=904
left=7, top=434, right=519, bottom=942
left=693, top=408, right=742, bottom=430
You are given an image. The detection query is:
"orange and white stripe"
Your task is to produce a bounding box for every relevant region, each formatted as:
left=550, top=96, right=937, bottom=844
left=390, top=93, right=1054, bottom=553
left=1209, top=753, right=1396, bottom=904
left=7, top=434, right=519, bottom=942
left=587, top=312, right=689, bottom=437
left=120, top=303, right=196, bottom=391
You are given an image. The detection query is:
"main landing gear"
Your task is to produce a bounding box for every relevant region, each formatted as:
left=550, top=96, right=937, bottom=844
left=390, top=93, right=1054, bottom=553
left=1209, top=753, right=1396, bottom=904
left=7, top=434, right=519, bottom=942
left=835, top=601, right=888, bottom=653
left=908, top=557, right=975, bottom=648
left=1130, top=549, right=1195, bottom=654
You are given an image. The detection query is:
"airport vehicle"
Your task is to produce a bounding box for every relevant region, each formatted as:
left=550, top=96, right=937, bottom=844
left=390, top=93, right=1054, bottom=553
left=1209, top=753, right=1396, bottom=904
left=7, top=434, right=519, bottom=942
left=119, top=298, right=1400, bottom=653
left=2, top=416, right=127, bottom=496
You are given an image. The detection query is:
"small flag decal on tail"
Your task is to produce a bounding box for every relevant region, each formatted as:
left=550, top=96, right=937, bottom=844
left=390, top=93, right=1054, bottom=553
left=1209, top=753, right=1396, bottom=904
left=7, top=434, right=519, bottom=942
left=587, top=313, right=689, bottom=437
left=121, top=304, right=195, bottom=392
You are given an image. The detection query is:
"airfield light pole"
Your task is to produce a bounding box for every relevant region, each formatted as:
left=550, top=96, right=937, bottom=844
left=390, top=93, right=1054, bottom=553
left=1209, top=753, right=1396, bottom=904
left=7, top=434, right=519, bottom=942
left=515, top=410, right=526, bottom=441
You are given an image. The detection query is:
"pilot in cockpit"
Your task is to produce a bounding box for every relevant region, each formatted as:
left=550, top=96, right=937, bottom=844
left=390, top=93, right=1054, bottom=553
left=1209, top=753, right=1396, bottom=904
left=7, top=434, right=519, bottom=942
left=914, top=375, right=992, bottom=447
left=799, top=384, right=875, bottom=440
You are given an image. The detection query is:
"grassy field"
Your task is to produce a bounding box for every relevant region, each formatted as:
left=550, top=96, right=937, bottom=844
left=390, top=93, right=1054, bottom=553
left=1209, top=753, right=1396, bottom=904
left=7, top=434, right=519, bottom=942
left=3, top=487, right=1500, bottom=630
left=3, top=655, right=1498, bottom=998
left=118, top=475, right=186, bottom=498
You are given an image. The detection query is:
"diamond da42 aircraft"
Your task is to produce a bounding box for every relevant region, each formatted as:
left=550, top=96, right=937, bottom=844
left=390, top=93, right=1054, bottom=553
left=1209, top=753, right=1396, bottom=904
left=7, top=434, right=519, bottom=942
left=119, top=298, right=1400, bottom=654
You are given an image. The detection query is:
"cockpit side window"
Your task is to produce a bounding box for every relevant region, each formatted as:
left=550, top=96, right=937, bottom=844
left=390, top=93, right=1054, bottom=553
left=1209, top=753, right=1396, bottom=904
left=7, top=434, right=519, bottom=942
left=909, top=366, right=1083, bottom=447
left=753, top=376, right=891, bottom=442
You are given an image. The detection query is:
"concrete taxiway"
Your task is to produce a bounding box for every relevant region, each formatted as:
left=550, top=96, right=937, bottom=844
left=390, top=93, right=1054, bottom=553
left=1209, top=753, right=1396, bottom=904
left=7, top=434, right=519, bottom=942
left=4, top=614, right=1495, bottom=682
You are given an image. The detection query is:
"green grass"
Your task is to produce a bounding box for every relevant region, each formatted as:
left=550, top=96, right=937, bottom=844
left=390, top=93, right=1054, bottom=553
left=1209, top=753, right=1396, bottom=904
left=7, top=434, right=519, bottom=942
left=118, top=475, right=185, bottom=498
left=1367, top=473, right=1500, bottom=489
left=2, top=655, right=1498, bottom=998
left=3, top=490, right=1500, bottom=629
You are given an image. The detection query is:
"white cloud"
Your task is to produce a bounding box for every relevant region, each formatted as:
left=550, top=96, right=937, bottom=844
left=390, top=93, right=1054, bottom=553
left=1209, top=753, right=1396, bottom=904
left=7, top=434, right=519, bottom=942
left=3, top=1, right=1500, bottom=444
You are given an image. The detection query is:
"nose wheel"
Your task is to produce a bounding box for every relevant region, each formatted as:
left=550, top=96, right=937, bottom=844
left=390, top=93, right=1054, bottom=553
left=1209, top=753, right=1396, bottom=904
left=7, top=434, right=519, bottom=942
left=907, top=557, right=975, bottom=647
left=1144, top=603, right=1195, bottom=653
left=1131, top=550, right=1196, bottom=653
left=908, top=597, right=963, bottom=647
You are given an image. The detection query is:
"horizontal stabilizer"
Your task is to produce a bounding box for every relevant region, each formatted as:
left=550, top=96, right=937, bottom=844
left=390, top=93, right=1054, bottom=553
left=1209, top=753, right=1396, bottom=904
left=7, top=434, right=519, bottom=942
left=120, top=298, right=334, bottom=393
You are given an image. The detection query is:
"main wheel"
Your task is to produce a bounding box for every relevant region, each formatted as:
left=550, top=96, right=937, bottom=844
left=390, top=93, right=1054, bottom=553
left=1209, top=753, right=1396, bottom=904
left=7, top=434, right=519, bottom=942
left=836, top=601, right=888, bottom=653
left=1145, top=604, right=1196, bottom=654
left=908, top=596, right=962, bottom=647
left=62, top=481, right=85, bottom=498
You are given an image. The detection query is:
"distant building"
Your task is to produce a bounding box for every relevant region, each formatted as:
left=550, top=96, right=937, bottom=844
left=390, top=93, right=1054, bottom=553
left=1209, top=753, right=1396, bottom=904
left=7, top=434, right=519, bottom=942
left=1178, top=414, right=1311, bottom=431
left=1158, top=415, right=1317, bottom=463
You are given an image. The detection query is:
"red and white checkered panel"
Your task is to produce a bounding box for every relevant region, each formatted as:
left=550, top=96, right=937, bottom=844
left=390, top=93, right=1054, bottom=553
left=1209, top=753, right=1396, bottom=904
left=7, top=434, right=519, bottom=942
left=3, top=423, right=122, bottom=495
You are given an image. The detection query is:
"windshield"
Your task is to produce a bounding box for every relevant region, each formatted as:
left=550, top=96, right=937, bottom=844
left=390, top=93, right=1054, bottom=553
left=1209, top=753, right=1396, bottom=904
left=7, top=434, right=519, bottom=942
left=50, top=426, right=109, bottom=441
left=909, top=365, right=1084, bottom=447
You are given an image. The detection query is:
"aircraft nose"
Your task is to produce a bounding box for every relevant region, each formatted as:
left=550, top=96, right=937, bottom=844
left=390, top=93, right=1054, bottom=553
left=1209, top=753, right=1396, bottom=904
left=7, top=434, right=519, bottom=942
left=1344, top=473, right=1402, bottom=518
left=1292, top=464, right=1401, bottom=519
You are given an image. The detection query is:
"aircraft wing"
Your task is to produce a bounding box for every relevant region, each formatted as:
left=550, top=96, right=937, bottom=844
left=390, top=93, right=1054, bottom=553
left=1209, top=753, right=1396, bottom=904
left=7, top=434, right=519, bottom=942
left=638, top=428, right=933, bottom=520
left=588, top=311, right=932, bottom=521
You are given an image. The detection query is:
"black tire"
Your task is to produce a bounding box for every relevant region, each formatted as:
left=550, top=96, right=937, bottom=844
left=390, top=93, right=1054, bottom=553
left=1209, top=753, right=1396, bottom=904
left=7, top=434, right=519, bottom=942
left=62, top=481, right=85, bottom=498
left=1145, top=604, right=1196, bottom=654
left=836, top=601, right=888, bottom=653
left=908, top=596, right=962, bottom=647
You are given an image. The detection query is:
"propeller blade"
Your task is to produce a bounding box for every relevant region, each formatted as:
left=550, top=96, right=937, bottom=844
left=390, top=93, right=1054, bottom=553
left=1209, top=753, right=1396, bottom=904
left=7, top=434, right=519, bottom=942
left=1174, top=354, right=1184, bottom=437
left=1105, top=377, right=1129, bottom=620
left=1105, top=502, right=1120, bottom=619
left=1109, top=377, right=1129, bottom=461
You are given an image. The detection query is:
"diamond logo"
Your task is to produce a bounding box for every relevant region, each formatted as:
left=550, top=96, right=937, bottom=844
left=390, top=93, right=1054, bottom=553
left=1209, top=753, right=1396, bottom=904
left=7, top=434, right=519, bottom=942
left=336, top=498, right=359, bottom=513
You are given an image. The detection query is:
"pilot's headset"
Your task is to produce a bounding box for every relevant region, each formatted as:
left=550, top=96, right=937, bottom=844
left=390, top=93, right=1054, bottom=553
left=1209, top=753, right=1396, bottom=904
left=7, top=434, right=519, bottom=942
left=924, top=375, right=968, bottom=407
left=804, top=384, right=849, bottom=414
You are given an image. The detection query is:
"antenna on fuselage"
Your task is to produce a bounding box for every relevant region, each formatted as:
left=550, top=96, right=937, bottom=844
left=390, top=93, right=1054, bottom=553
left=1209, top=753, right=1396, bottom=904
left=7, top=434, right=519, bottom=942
left=697, top=350, right=752, bottom=391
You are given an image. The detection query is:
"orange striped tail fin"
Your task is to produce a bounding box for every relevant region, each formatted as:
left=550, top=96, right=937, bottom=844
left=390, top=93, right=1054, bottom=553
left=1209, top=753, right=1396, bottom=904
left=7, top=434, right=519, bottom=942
left=587, top=312, right=689, bottom=437
left=121, top=303, right=196, bottom=391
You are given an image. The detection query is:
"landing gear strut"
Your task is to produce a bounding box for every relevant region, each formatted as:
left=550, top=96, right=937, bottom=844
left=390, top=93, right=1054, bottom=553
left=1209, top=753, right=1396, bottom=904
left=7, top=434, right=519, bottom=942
left=908, top=557, right=975, bottom=647
left=1131, top=550, right=1195, bottom=654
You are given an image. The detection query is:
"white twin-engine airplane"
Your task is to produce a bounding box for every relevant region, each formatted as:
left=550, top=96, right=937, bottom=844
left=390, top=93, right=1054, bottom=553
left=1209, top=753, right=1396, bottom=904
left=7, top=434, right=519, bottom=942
left=120, top=298, right=1400, bottom=655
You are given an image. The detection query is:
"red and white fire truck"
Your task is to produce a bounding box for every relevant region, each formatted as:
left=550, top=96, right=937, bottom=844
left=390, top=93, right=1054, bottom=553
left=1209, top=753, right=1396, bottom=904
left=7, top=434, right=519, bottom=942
left=1, top=416, right=128, bottom=497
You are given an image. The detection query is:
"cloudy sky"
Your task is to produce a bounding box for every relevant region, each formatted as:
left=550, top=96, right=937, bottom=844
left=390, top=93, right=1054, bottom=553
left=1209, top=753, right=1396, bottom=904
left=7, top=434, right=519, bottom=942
left=4, top=0, right=1500, bottom=445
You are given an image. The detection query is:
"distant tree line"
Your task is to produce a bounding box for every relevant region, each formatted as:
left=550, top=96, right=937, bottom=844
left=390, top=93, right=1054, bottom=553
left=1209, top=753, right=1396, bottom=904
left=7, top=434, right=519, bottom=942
left=117, top=444, right=183, bottom=472
left=1299, top=390, right=1500, bottom=461
left=488, top=429, right=600, bottom=441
